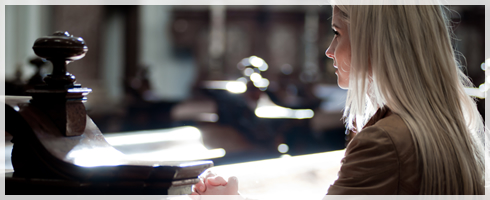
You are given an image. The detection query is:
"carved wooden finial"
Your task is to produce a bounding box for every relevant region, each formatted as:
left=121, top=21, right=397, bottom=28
left=32, top=31, right=88, bottom=88
left=28, top=31, right=92, bottom=136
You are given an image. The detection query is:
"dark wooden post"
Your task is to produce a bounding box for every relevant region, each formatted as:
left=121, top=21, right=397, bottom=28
left=28, top=31, right=92, bottom=137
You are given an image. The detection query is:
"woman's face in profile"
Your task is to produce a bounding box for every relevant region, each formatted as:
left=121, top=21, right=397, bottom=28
left=326, top=7, right=351, bottom=89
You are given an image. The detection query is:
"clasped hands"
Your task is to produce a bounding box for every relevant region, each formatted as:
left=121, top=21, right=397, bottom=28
left=192, top=170, right=240, bottom=195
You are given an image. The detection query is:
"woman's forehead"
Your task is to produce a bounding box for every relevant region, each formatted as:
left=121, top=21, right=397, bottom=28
left=332, top=6, right=340, bottom=18
left=332, top=7, right=344, bottom=28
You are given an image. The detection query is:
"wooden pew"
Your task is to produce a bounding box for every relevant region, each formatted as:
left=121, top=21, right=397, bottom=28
left=4, top=31, right=212, bottom=195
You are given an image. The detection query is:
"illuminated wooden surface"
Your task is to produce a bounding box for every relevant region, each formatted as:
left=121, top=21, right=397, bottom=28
left=4, top=133, right=344, bottom=197
left=210, top=150, right=344, bottom=199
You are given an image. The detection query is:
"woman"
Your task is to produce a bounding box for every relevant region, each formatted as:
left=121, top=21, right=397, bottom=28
left=193, top=5, right=486, bottom=195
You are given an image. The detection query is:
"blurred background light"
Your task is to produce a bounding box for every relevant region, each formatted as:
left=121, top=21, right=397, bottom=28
left=249, top=56, right=264, bottom=68
left=253, top=78, right=270, bottom=88
left=280, top=63, right=293, bottom=75
left=244, top=68, right=254, bottom=76
left=278, top=143, right=289, bottom=153
left=241, top=57, right=251, bottom=67
left=105, top=126, right=201, bottom=146
left=258, top=63, right=268, bottom=71
left=203, top=80, right=247, bottom=94
left=226, top=81, right=247, bottom=93
left=254, top=95, right=314, bottom=119
left=250, top=72, right=262, bottom=82
left=237, top=77, right=248, bottom=83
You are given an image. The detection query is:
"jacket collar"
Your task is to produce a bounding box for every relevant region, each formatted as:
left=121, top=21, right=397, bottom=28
left=363, top=107, right=392, bottom=129
left=347, top=107, right=392, bottom=143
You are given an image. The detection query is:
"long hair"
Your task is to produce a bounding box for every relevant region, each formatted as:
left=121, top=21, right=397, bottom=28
left=335, top=5, right=486, bottom=195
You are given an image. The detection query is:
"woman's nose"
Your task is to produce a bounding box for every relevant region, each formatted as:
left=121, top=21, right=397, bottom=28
left=325, top=47, right=334, bottom=59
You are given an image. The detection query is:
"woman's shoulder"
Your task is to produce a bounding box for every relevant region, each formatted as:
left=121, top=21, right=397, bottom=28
left=352, top=112, right=421, bottom=194
left=361, top=112, right=414, bottom=154
left=331, top=112, right=421, bottom=194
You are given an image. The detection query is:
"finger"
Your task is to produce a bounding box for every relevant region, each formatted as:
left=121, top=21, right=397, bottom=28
left=227, top=176, right=239, bottom=194
left=207, top=176, right=228, bottom=186
left=194, top=178, right=206, bottom=193
left=201, top=177, right=239, bottom=195
left=191, top=187, right=201, bottom=196
left=203, top=170, right=217, bottom=178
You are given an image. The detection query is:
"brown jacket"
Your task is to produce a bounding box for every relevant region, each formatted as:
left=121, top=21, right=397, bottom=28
left=327, top=108, right=421, bottom=195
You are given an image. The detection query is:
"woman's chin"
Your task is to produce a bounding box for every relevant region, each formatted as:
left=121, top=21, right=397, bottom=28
left=337, top=81, right=349, bottom=90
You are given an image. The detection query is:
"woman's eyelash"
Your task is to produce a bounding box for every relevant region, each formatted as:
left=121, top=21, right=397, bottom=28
left=332, top=29, right=339, bottom=36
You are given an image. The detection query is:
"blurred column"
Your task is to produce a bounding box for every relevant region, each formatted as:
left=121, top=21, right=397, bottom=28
left=100, top=8, right=125, bottom=108
left=5, top=5, right=52, bottom=81
left=139, top=5, right=197, bottom=101
left=208, top=5, right=227, bottom=79
left=300, top=7, right=320, bottom=83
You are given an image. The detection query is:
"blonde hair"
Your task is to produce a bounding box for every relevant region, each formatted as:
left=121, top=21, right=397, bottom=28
left=335, top=5, right=486, bottom=195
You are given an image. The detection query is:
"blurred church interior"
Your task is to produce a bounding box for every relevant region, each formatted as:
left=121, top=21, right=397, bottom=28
left=3, top=5, right=486, bottom=196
